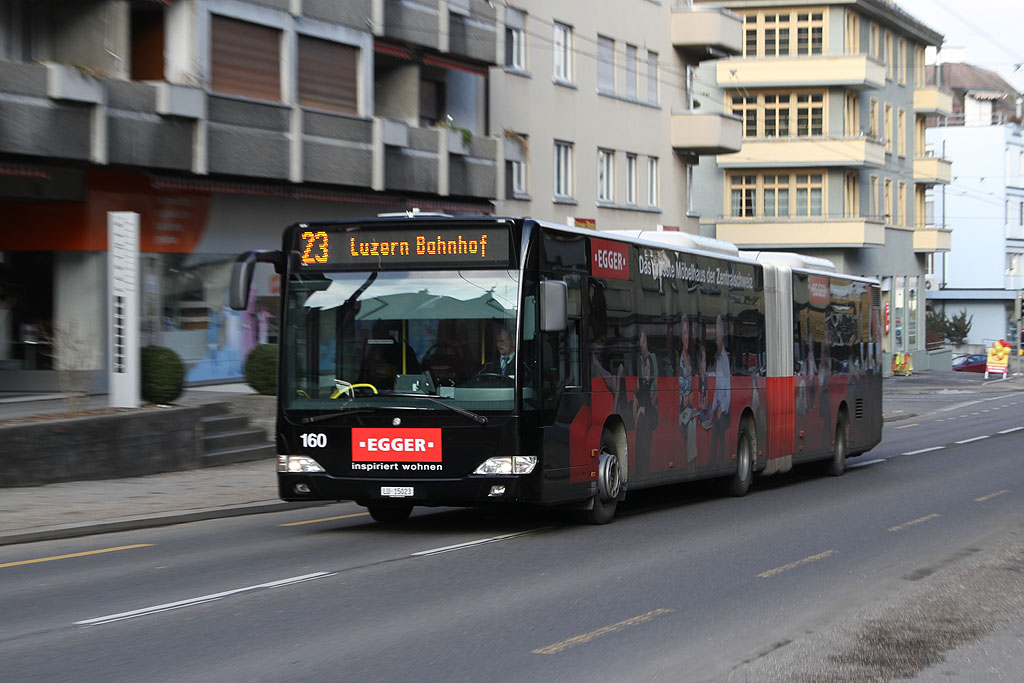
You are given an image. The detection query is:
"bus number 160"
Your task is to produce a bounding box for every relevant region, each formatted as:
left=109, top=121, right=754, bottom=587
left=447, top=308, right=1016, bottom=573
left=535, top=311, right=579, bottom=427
left=301, top=433, right=327, bottom=448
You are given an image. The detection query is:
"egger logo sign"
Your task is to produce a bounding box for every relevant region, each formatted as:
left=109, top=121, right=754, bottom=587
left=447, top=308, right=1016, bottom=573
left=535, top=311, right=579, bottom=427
left=351, top=428, right=442, bottom=462
left=591, top=238, right=630, bottom=280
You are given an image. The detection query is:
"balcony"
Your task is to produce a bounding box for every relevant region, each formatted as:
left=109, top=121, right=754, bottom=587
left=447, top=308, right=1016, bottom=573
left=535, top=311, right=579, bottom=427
left=913, top=86, right=953, bottom=116
left=373, top=119, right=495, bottom=198
left=670, top=8, right=743, bottom=62
left=716, top=55, right=885, bottom=90
left=671, top=112, right=742, bottom=155
left=912, top=227, right=952, bottom=253
left=382, top=0, right=497, bottom=62
left=714, top=217, right=886, bottom=249
left=717, top=137, right=885, bottom=169
left=914, top=155, right=952, bottom=185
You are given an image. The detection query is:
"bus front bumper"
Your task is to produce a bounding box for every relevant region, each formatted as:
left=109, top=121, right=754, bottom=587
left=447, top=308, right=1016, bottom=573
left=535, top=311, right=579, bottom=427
left=278, top=472, right=531, bottom=506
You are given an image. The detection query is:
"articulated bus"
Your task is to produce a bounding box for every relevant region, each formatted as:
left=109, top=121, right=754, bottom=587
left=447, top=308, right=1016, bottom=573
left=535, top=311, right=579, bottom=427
left=230, top=216, right=882, bottom=524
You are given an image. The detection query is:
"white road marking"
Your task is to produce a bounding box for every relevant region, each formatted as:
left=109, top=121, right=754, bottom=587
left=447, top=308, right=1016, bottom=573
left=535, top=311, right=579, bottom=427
left=955, top=435, right=990, bottom=444
left=888, top=514, right=941, bottom=532
left=998, top=426, right=1024, bottom=434
left=75, top=572, right=333, bottom=626
left=412, top=529, right=547, bottom=557
left=903, top=446, right=944, bottom=455
left=846, top=458, right=886, bottom=469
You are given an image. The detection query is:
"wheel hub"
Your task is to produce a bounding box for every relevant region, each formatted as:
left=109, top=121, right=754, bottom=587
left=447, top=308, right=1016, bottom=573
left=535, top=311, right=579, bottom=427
left=597, top=450, right=621, bottom=501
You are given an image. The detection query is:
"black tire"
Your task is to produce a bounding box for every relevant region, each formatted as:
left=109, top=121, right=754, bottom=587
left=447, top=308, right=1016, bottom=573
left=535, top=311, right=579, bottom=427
left=727, top=420, right=754, bottom=497
left=367, top=502, right=414, bottom=523
left=825, top=418, right=848, bottom=477
left=578, top=432, right=622, bottom=525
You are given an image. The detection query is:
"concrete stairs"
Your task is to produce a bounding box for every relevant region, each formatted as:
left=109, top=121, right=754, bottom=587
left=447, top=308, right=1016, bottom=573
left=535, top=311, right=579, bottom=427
left=199, top=402, right=276, bottom=466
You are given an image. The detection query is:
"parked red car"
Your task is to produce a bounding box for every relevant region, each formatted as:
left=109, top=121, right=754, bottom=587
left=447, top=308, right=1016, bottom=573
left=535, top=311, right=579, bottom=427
left=952, top=354, right=987, bottom=372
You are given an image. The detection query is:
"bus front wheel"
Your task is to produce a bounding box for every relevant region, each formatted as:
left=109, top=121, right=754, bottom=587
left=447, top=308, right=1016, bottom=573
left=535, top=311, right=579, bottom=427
left=578, top=432, right=622, bottom=525
left=367, top=502, right=413, bottom=524
left=825, top=417, right=848, bottom=477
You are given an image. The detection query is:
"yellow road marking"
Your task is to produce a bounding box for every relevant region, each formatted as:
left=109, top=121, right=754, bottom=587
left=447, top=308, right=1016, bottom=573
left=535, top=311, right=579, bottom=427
left=975, top=490, right=1010, bottom=502
left=758, top=550, right=837, bottom=578
left=960, top=414, right=969, bottom=418
left=887, top=514, right=940, bottom=532
left=895, top=423, right=919, bottom=429
left=0, top=544, right=153, bottom=569
left=532, top=609, right=674, bottom=654
left=279, top=512, right=370, bottom=526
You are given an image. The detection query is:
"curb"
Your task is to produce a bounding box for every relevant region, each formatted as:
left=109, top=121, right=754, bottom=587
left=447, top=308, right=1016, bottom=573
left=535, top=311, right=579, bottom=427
left=0, top=500, right=332, bottom=547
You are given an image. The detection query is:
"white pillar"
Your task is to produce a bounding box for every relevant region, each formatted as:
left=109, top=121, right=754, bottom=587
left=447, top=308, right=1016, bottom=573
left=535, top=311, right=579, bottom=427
left=108, top=212, right=141, bottom=408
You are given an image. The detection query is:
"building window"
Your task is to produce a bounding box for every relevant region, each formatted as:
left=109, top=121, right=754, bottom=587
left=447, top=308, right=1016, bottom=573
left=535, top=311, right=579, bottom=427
left=898, top=181, right=907, bottom=226
left=626, top=153, right=638, bottom=205
left=795, top=12, right=823, bottom=55
left=505, top=7, right=526, bottom=70
left=885, top=31, right=894, bottom=80
left=646, top=51, right=659, bottom=105
left=845, top=91, right=859, bottom=136
left=915, top=46, right=925, bottom=87
left=845, top=171, right=859, bottom=217
left=763, top=174, right=790, bottom=217
left=870, top=175, right=879, bottom=219
left=764, top=13, right=791, bottom=56
left=730, top=175, right=756, bottom=217
left=210, top=14, right=281, bottom=101
left=796, top=93, right=824, bottom=135
left=297, top=35, right=357, bottom=114
left=508, top=159, right=526, bottom=196
left=554, top=140, right=574, bottom=198
left=686, top=65, right=696, bottom=110
left=553, top=22, right=573, bottom=83
left=732, top=95, right=758, bottom=137
left=845, top=10, right=860, bottom=55
left=686, top=165, right=694, bottom=214
left=907, top=276, right=918, bottom=348
left=598, top=149, right=615, bottom=202
left=869, top=22, right=879, bottom=59
left=794, top=173, right=823, bottom=217
left=647, top=156, right=659, bottom=207
left=897, top=37, right=906, bottom=84
left=897, top=108, right=906, bottom=157
left=764, top=94, right=791, bottom=137
left=884, top=103, right=893, bottom=152
left=597, top=35, right=615, bottom=93
left=744, top=15, right=757, bottom=57
left=884, top=178, right=893, bottom=224
left=625, top=44, right=638, bottom=100
left=869, top=98, right=879, bottom=138
left=419, top=78, right=445, bottom=127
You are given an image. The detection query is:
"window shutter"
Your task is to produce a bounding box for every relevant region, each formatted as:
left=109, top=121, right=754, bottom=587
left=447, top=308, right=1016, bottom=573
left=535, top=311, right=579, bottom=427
left=210, top=15, right=280, bottom=101
left=298, top=35, right=358, bottom=114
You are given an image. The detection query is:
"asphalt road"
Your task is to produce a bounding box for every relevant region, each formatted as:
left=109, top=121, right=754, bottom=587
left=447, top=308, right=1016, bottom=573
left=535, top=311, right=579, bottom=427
left=1, top=389, right=1023, bottom=682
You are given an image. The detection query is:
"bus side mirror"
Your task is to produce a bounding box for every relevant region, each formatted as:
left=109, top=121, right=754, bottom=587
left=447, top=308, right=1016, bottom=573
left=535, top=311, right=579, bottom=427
left=540, top=280, right=568, bottom=332
left=230, top=250, right=282, bottom=310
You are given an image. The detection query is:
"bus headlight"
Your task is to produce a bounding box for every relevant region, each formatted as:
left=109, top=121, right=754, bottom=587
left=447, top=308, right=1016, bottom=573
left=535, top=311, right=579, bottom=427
left=279, top=455, right=325, bottom=473
left=473, top=456, right=538, bottom=475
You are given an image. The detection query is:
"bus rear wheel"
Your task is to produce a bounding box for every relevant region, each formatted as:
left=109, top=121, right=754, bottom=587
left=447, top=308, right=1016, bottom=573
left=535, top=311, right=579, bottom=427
left=367, top=502, right=413, bottom=524
left=578, top=433, right=622, bottom=525
left=727, top=420, right=754, bottom=497
left=825, top=417, right=848, bottom=477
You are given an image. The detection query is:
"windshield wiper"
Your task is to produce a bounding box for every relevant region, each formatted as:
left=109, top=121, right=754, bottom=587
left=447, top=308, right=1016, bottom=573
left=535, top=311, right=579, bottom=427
left=299, top=407, right=377, bottom=424
left=388, top=393, right=488, bottom=425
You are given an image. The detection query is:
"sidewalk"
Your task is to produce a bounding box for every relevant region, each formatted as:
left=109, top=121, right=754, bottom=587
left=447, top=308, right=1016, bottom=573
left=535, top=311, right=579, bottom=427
left=1, top=371, right=1022, bottom=547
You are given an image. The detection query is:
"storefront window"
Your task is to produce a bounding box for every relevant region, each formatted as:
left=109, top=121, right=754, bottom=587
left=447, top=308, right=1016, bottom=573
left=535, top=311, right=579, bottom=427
left=893, top=275, right=905, bottom=352
left=907, top=276, right=918, bottom=349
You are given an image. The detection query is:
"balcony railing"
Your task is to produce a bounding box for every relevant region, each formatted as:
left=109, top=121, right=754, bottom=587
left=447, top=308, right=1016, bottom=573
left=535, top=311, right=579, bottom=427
left=716, top=55, right=885, bottom=90
left=717, top=136, right=885, bottom=169
left=671, top=112, right=742, bottom=155
left=714, top=217, right=886, bottom=249
left=670, top=8, right=743, bottom=61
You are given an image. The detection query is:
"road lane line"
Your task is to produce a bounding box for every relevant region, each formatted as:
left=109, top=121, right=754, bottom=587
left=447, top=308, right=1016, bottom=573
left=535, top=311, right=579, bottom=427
left=998, top=427, right=1024, bottom=434
left=955, top=436, right=989, bottom=444
left=903, top=446, right=944, bottom=455
left=412, top=529, right=547, bottom=556
left=532, top=609, right=674, bottom=654
left=75, top=572, right=333, bottom=626
left=758, top=550, right=837, bottom=579
left=887, top=514, right=941, bottom=532
left=0, top=544, right=153, bottom=570
left=846, top=458, right=886, bottom=469
left=894, top=423, right=919, bottom=429
left=279, top=512, right=370, bottom=526
left=975, top=490, right=1010, bottom=502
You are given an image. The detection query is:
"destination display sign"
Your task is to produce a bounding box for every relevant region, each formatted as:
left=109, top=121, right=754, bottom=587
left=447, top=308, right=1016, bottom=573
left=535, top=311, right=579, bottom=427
left=293, top=224, right=511, bottom=269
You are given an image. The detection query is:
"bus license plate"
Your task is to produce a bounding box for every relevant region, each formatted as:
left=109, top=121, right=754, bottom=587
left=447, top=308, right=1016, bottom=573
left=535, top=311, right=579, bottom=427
left=381, top=486, right=414, bottom=498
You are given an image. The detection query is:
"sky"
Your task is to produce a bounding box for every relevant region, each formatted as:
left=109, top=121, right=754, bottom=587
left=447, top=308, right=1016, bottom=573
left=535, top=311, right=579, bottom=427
left=893, top=0, right=1024, bottom=93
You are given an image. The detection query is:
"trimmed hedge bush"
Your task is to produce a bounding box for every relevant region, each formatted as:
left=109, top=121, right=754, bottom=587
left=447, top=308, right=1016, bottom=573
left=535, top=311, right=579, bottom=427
left=245, top=343, right=278, bottom=396
left=141, top=345, right=185, bottom=404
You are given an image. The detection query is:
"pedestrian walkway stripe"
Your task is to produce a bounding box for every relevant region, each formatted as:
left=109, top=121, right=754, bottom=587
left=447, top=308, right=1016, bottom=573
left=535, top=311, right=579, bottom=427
left=532, top=609, right=674, bottom=654
left=903, top=446, right=944, bottom=456
left=955, top=435, right=989, bottom=444
left=998, top=427, right=1024, bottom=434
left=0, top=544, right=153, bottom=570
left=75, top=572, right=333, bottom=626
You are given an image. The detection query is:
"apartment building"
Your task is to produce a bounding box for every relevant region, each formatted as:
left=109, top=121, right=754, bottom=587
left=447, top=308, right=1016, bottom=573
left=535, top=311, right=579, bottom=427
left=924, top=53, right=1024, bottom=346
left=0, top=0, right=501, bottom=390
left=489, top=1, right=742, bottom=231
left=690, top=0, right=951, bottom=371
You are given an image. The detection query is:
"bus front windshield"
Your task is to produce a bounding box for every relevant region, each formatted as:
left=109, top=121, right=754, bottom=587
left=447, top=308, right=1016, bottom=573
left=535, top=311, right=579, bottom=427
left=285, top=269, right=520, bottom=412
